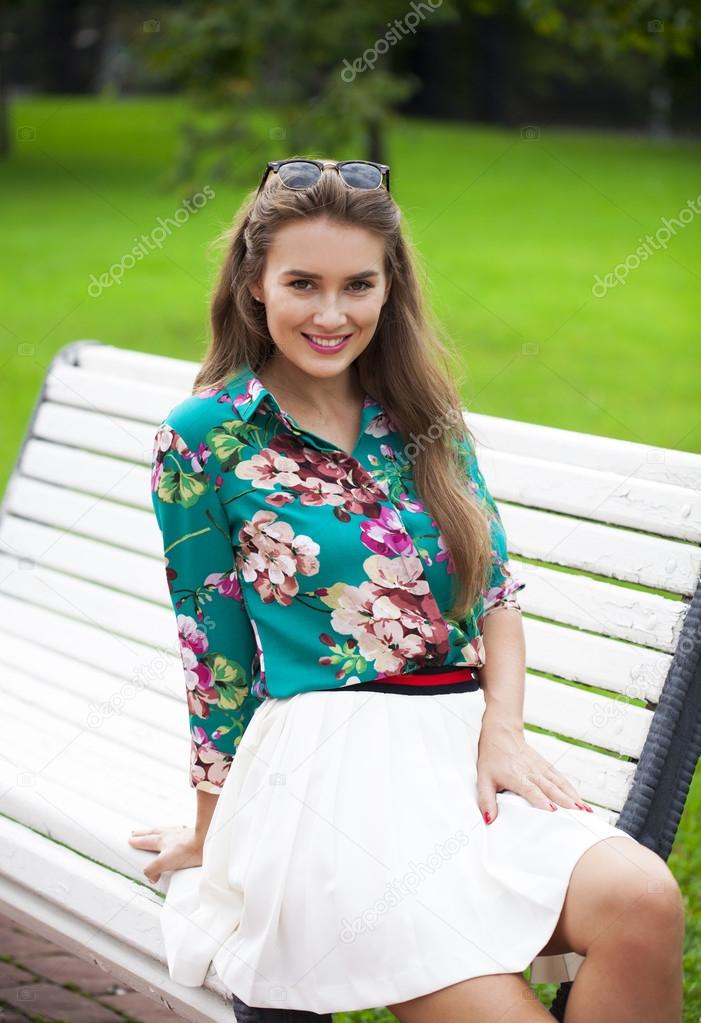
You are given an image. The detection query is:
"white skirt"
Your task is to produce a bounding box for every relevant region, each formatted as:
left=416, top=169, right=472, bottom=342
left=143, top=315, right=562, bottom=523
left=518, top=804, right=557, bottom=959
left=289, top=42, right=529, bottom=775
left=160, top=686, right=639, bottom=1014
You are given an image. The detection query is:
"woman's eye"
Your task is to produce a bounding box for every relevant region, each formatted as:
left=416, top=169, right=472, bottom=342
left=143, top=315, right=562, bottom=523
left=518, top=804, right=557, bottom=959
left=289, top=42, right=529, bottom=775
left=288, top=279, right=373, bottom=292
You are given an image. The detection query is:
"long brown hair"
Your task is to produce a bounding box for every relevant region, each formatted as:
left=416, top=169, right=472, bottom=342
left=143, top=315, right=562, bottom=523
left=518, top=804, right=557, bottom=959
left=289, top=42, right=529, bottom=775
left=192, top=163, right=492, bottom=622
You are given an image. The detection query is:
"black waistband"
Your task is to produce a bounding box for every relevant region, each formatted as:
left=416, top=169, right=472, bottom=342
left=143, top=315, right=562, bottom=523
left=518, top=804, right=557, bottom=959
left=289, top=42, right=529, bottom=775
left=333, top=678, right=481, bottom=695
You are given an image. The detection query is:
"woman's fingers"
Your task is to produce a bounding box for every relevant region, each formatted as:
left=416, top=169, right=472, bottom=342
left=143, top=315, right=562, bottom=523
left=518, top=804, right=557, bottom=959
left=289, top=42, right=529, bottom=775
left=143, top=859, right=162, bottom=883
left=130, top=826, right=202, bottom=882
left=536, top=760, right=594, bottom=810
left=547, top=781, right=593, bottom=811
left=478, top=734, right=596, bottom=820
left=540, top=765, right=583, bottom=803
left=128, top=824, right=189, bottom=847
left=127, top=827, right=162, bottom=848
left=516, top=775, right=558, bottom=811
left=519, top=745, right=594, bottom=810
left=519, top=772, right=593, bottom=812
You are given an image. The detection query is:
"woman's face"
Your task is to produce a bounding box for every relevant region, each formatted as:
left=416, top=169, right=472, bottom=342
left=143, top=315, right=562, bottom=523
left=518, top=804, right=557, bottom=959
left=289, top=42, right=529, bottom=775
left=250, top=216, right=392, bottom=381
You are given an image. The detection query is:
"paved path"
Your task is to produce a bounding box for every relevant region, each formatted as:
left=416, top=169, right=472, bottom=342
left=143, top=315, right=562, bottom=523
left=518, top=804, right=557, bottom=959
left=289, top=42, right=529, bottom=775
left=0, top=910, right=194, bottom=1021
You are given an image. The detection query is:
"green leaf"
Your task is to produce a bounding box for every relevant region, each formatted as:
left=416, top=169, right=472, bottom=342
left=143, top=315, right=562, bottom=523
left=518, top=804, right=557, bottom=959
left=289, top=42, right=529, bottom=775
left=207, top=420, right=257, bottom=470
left=204, top=654, right=250, bottom=708
left=158, top=465, right=209, bottom=508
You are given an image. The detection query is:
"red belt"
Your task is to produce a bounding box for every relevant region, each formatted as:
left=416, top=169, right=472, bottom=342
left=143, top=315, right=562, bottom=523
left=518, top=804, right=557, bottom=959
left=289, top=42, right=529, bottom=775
left=337, top=665, right=480, bottom=694
left=383, top=666, right=477, bottom=686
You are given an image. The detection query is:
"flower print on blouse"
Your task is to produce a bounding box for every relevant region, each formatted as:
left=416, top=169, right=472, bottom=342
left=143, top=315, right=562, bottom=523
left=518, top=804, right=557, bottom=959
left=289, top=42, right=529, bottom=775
left=150, top=364, right=526, bottom=793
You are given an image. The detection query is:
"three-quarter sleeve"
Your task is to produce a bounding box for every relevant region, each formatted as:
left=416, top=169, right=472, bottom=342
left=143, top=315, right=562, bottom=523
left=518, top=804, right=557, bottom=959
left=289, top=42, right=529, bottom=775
left=460, top=434, right=526, bottom=623
left=150, top=420, right=261, bottom=793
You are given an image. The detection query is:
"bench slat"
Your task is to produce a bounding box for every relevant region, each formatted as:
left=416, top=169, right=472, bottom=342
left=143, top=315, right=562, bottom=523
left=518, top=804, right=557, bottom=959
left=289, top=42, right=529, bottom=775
left=501, top=501, right=701, bottom=588
left=525, top=673, right=652, bottom=758
left=65, top=341, right=200, bottom=392
left=504, top=561, right=685, bottom=652
left=20, top=438, right=153, bottom=509
left=468, top=412, right=701, bottom=490
left=0, top=553, right=177, bottom=651
left=3, top=684, right=187, bottom=800
left=0, top=596, right=183, bottom=703
left=525, top=617, right=671, bottom=704
left=2, top=637, right=185, bottom=740
left=482, top=450, right=701, bottom=544
left=32, top=403, right=155, bottom=462
left=46, top=362, right=198, bottom=425
left=1, top=512, right=164, bottom=600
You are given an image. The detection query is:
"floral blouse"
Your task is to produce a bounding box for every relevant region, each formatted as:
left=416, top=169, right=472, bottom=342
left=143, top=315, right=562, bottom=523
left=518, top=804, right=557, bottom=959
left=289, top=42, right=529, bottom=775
left=150, top=364, right=526, bottom=793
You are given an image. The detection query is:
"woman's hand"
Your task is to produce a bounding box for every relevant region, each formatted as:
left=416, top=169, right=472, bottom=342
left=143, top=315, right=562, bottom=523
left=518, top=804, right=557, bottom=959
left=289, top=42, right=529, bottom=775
left=476, top=716, right=593, bottom=824
left=127, top=825, right=204, bottom=883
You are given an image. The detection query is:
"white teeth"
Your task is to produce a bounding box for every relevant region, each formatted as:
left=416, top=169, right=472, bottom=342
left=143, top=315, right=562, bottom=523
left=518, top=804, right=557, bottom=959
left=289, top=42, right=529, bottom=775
left=305, top=334, right=349, bottom=348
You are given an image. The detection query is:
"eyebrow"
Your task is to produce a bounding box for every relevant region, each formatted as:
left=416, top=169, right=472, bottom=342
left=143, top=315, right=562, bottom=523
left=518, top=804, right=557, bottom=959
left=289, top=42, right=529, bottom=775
left=280, top=269, right=380, bottom=279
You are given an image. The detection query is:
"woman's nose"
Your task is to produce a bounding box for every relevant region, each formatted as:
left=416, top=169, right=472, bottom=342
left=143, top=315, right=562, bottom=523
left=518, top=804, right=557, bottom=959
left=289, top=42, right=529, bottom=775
left=311, top=300, right=350, bottom=329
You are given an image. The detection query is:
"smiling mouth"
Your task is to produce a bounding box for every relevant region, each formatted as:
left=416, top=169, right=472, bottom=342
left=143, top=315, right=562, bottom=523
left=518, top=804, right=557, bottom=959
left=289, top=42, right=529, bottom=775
left=302, top=333, right=353, bottom=349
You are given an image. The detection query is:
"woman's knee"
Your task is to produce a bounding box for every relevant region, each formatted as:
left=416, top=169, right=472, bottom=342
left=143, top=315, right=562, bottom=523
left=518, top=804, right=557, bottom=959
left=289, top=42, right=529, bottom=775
left=613, top=850, right=684, bottom=938
left=550, top=837, right=683, bottom=957
left=585, top=840, right=685, bottom=947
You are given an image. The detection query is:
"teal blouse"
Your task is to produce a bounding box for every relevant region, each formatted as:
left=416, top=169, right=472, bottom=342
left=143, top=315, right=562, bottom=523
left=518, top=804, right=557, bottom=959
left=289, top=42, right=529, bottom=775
left=150, top=364, right=526, bottom=793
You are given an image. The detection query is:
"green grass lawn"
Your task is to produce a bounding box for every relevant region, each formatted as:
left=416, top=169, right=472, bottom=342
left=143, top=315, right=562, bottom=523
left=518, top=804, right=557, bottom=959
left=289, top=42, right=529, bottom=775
left=1, top=97, right=699, bottom=1017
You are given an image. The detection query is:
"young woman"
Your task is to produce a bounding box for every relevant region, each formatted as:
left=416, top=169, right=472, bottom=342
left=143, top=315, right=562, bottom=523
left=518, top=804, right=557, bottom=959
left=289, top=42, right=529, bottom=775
left=131, top=158, right=685, bottom=1023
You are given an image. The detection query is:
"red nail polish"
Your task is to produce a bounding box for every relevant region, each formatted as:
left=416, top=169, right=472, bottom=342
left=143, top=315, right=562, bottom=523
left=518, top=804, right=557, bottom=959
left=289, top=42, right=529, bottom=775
left=584, top=804, right=594, bottom=813
left=548, top=802, right=558, bottom=811
left=574, top=802, right=586, bottom=810
left=483, top=810, right=491, bottom=824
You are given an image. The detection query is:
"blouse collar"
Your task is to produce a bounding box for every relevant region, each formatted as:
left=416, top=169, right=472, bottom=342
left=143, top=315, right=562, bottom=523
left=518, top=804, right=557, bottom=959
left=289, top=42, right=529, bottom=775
left=223, top=363, right=384, bottom=436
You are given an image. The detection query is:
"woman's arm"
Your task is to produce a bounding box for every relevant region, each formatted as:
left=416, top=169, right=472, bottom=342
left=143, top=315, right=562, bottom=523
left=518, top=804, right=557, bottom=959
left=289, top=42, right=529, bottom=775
left=195, top=789, right=220, bottom=847
left=129, top=419, right=260, bottom=883
left=462, top=436, right=593, bottom=820
left=478, top=606, right=526, bottom=732
left=476, top=606, right=593, bottom=822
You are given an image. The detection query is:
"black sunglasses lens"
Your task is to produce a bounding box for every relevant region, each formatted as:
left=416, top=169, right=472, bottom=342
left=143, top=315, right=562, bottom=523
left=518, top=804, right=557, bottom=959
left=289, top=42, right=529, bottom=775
left=339, top=162, right=383, bottom=188
left=277, top=161, right=321, bottom=188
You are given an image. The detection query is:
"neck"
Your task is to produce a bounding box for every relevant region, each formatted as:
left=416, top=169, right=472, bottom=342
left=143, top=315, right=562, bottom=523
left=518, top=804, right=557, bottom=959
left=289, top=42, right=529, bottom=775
left=259, top=352, right=364, bottom=415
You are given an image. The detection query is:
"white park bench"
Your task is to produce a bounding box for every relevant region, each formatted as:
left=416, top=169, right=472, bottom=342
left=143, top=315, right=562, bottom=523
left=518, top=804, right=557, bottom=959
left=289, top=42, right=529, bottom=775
left=0, top=339, right=699, bottom=1023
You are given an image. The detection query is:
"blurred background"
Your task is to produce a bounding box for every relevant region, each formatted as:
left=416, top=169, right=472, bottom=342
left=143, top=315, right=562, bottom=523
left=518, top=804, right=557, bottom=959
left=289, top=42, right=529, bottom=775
left=0, top=0, right=700, bottom=1018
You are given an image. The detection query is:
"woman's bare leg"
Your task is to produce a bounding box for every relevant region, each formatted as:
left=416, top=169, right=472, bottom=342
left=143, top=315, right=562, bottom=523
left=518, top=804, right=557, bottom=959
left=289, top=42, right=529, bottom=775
left=387, top=835, right=684, bottom=1023
left=387, top=972, right=553, bottom=1023
left=537, top=836, right=684, bottom=1023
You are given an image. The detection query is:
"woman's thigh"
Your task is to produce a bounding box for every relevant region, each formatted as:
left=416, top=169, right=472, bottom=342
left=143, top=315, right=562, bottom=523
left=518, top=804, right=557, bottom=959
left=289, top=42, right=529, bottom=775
left=387, top=972, right=550, bottom=1023
left=537, top=835, right=683, bottom=957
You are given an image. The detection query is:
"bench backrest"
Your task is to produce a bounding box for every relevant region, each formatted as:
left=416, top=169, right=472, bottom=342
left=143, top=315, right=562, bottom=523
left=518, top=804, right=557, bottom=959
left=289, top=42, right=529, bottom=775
left=1, top=339, right=700, bottom=875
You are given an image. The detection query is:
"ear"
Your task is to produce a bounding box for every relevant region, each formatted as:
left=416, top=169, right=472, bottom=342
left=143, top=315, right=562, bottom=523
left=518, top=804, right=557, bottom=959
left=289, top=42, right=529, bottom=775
left=248, top=281, right=262, bottom=303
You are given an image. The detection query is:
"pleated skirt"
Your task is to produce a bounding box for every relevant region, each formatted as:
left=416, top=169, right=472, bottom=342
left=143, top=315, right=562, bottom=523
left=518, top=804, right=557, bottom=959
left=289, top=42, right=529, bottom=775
left=159, top=685, right=639, bottom=1014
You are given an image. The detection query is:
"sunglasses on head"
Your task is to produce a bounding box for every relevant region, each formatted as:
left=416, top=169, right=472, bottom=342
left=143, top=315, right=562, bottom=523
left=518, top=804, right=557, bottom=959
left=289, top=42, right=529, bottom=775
left=257, top=158, right=391, bottom=196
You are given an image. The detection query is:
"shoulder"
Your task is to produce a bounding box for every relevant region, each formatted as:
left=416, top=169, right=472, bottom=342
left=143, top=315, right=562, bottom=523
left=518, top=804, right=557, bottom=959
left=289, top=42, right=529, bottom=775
left=158, top=364, right=254, bottom=454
